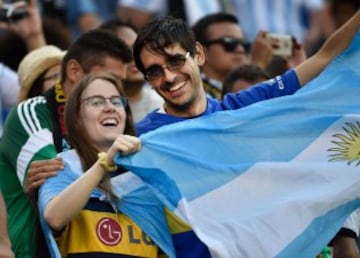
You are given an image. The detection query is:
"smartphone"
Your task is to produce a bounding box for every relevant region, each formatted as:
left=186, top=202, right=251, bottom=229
left=0, top=3, right=28, bottom=22
left=266, top=33, right=293, bottom=57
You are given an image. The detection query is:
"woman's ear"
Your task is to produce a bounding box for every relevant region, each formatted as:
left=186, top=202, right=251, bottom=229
left=194, top=41, right=206, bottom=66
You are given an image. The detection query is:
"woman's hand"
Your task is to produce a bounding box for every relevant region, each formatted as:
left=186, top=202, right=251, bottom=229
left=106, top=135, right=141, bottom=166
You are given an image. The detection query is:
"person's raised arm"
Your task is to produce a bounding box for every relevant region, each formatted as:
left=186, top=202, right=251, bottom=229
left=295, top=10, right=360, bottom=87
left=44, top=135, right=141, bottom=230
left=8, top=0, right=46, bottom=50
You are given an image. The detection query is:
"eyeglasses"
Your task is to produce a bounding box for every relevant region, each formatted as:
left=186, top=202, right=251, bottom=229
left=203, top=37, right=251, bottom=53
left=145, top=52, right=190, bottom=82
left=82, top=95, right=128, bottom=109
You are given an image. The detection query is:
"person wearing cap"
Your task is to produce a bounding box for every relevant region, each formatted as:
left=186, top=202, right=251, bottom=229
left=0, top=29, right=132, bottom=258
left=17, top=45, right=65, bottom=102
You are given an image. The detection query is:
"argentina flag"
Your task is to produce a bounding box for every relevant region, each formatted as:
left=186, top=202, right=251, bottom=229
left=113, top=32, right=360, bottom=258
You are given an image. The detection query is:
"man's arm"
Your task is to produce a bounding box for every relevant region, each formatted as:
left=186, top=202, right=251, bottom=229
left=0, top=192, right=14, bottom=258
left=5, top=0, right=46, bottom=50
left=295, top=10, right=360, bottom=87
left=0, top=99, right=57, bottom=191
left=332, top=235, right=360, bottom=258
left=332, top=210, right=360, bottom=258
left=25, top=158, right=64, bottom=205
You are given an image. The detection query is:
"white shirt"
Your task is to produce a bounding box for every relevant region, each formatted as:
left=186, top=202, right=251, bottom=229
left=129, top=85, right=163, bottom=123
left=0, top=63, right=20, bottom=136
left=342, top=209, right=360, bottom=237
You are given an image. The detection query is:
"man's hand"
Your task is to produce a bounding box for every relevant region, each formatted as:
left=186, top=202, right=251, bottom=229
left=25, top=158, right=64, bottom=198
left=286, top=40, right=307, bottom=69
left=0, top=244, right=14, bottom=258
left=3, top=0, right=46, bottom=49
left=250, top=31, right=274, bottom=69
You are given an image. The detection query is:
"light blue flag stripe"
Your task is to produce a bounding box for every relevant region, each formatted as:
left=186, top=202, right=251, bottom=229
left=113, top=32, right=360, bottom=257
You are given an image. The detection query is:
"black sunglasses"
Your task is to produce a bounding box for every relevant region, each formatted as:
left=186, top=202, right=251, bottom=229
left=145, top=52, right=190, bottom=82
left=203, top=37, right=251, bottom=53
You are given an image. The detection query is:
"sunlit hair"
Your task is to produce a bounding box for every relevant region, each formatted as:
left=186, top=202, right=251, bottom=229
left=64, top=72, right=135, bottom=172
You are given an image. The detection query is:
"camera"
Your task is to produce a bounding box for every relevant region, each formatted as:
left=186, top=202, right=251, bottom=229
left=0, top=3, right=28, bottom=22
left=265, top=33, right=294, bottom=57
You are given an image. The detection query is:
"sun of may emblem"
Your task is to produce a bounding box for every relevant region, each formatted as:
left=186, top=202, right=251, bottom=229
left=328, top=121, right=360, bottom=166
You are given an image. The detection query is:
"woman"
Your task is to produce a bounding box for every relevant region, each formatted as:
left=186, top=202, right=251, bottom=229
left=38, top=73, right=163, bottom=257
left=17, top=45, right=65, bottom=102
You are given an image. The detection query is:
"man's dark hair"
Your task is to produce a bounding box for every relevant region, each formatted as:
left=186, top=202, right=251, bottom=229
left=133, top=16, right=197, bottom=75
left=60, top=29, right=133, bottom=83
left=192, top=12, right=239, bottom=44
left=222, top=64, right=270, bottom=97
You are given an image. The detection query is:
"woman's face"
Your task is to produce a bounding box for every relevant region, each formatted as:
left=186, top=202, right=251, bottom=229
left=42, top=64, right=61, bottom=92
left=79, top=78, right=127, bottom=151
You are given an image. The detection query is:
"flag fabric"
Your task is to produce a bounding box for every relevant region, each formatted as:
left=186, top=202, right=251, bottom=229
left=39, top=149, right=207, bottom=258
left=113, top=31, right=360, bottom=258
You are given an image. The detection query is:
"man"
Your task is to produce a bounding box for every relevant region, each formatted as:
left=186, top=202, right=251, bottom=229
left=0, top=29, right=132, bottom=258
left=133, top=11, right=360, bottom=135
left=192, top=12, right=275, bottom=99
left=332, top=209, right=360, bottom=258
left=131, top=12, right=359, bottom=256
left=100, top=18, right=163, bottom=122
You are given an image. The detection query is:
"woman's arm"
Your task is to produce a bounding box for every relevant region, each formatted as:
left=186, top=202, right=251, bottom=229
left=44, top=135, right=141, bottom=230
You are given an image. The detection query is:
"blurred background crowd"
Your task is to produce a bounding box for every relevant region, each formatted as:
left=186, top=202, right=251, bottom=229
left=1, top=0, right=359, bottom=128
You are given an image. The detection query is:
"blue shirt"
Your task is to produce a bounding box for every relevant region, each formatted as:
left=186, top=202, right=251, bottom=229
left=136, top=69, right=300, bottom=136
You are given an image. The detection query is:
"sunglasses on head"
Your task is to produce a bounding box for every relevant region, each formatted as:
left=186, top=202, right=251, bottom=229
left=203, top=37, right=251, bottom=53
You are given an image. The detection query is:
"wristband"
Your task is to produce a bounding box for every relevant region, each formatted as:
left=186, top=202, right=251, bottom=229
left=97, top=152, right=117, bottom=172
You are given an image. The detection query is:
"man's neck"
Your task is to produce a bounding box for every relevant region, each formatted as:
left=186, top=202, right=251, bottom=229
left=164, top=90, right=207, bottom=118
left=123, top=80, right=144, bottom=102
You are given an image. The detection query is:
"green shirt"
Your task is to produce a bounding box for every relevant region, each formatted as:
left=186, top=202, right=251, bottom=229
left=0, top=96, right=57, bottom=258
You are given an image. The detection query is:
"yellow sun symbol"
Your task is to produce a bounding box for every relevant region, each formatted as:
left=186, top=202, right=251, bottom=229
left=328, top=121, right=360, bottom=166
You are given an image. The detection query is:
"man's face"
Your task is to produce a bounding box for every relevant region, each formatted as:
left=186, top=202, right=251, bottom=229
left=116, top=27, right=144, bottom=83
left=139, top=43, right=205, bottom=114
left=88, top=57, right=128, bottom=82
left=203, top=22, right=249, bottom=80
left=66, top=56, right=128, bottom=97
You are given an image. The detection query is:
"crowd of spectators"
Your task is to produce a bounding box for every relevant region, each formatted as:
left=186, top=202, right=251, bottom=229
left=0, top=1, right=359, bottom=258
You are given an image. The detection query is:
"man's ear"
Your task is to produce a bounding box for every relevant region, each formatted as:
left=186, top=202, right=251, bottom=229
left=194, top=41, right=206, bottom=66
left=66, top=59, right=85, bottom=85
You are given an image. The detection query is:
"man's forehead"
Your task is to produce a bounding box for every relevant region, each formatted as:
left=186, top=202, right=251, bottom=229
left=142, top=44, right=185, bottom=58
